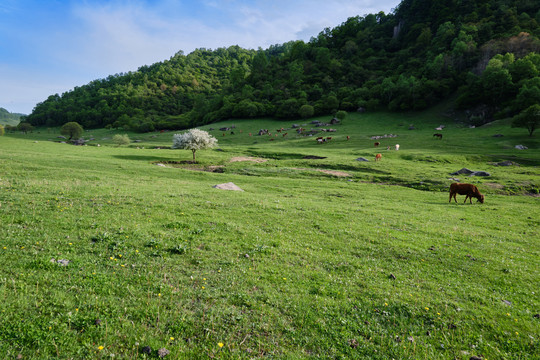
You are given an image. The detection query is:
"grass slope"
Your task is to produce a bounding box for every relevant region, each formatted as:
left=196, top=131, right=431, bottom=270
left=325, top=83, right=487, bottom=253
left=0, top=108, right=539, bottom=359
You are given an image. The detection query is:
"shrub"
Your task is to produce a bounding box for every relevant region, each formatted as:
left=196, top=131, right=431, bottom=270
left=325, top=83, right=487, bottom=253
left=335, top=110, right=348, bottom=121
left=298, top=104, right=314, bottom=119
left=113, top=134, right=131, bottom=146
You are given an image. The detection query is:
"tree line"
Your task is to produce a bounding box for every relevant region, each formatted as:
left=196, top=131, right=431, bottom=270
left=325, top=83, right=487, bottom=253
left=23, top=0, right=540, bottom=133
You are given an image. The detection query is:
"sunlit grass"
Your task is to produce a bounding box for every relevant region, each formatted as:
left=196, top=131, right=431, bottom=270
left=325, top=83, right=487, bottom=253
left=0, top=109, right=539, bottom=359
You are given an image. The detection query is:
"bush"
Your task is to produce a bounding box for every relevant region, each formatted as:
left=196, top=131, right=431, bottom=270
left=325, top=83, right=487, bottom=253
left=298, top=104, right=314, bottom=119
left=335, top=110, right=348, bottom=121
left=112, top=134, right=131, bottom=146
left=0, top=125, right=4, bottom=136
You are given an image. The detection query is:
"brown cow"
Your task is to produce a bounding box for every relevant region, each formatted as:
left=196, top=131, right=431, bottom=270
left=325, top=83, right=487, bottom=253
left=374, top=142, right=380, bottom=147
left=375, top=153, right=382, bottom=161
left=449, top=183, right=484, bottom=204
left=433, top=133, right=443, bottom=139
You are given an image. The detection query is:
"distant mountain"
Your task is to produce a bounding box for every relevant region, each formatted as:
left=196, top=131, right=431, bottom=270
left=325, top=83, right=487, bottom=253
left=26, top=0, right=540, bottom=131
left=0, top=107, right=24, bottom=125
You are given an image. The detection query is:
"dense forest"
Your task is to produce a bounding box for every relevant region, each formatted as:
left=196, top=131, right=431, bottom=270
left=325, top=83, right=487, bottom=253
left=24, top=0, right=540, bottom=132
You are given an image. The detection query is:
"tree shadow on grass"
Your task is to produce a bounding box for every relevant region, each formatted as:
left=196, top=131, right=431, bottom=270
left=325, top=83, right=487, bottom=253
left=112, top=155, right=174, bottom=162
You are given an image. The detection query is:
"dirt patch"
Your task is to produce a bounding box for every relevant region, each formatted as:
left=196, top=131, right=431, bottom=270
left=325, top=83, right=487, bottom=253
left=484, top=182, right=504, bottom=190
left=316, top=169, right=352, bottom=177
left=230, top=156, right=268, bottom=163
left=294, top=167, right=352, bottom=177
left=153, top=161, right=224, bottom=173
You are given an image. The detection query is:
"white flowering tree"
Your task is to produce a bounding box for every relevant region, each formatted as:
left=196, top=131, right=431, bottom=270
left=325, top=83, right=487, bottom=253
left=172, top=129, right=218, bottom=162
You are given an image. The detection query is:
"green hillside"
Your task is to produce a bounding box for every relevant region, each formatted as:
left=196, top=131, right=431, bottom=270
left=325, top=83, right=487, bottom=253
left=0, top=107, right=23, bottom=126
left=25, top=0, right=540, bottom=132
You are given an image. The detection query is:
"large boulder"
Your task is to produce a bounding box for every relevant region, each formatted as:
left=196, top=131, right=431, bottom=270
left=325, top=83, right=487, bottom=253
left=451, top=168, right=474, bottom=175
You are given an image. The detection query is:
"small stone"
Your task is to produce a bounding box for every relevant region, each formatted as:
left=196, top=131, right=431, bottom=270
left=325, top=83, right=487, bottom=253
left=470, top=356, right=483, bottom=360
left=533, top=314, right=540, bottom=318
left=95, top=319, right=102, bottom=325
left=157, top=348, right=170, bottom=358
left=502, top=300, right=512, bottom=306
left=142, top=346, right=152, bottom=354
left=389, top=273, right=396, bottom=280
left=348, top=338, right=359, bottom=348
left=408, top=336, right=414, bottom=342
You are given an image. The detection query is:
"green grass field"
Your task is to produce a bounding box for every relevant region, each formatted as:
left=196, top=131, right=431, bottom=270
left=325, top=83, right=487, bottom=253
left=1, top=108, right=539, bottom=359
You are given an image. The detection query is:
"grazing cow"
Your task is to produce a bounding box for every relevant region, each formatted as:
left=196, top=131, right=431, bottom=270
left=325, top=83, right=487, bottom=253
left=433, top=133, right=443, bottom=139
left=395, top=144, right=400, bottom=151
left=449, top=183, right=484, bottom=204
left=283, top=133, right=288, bottom=137
left=326, top=137, right=332, bottom=141
left=374, top=142, right=380, bottom=147
left=375, top=153, right=382, bottom=161
left=316, top=137, right=324, bottom=141
left=346, top=136, right=350, bottom=141
left=317, top=138, right=324, bottom=144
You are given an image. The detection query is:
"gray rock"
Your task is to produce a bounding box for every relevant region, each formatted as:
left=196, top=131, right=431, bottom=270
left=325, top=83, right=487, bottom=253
left=213, top=182, right=244, bottom=191
left=515, top=145, right=528, bottom=150
left=470, top=171, right=490, bottom=177
left=495, top=160, right=517, bottom=166
left=451, top=168, right=474, bottom=175
left=356, top=157, right=369, bottom=162
left=157, top=348, right=170, bottom=358
left=50, top=258, right=71, bottom=266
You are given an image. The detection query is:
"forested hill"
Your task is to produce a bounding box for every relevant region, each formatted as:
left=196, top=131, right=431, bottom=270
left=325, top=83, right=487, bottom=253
left=0, top=107, right=23, bottom=125
left=25, top=0, right=540, bottom=131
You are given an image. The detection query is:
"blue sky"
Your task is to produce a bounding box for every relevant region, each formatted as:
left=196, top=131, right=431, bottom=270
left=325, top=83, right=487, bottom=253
left=0, top=0, right=400, bottom=114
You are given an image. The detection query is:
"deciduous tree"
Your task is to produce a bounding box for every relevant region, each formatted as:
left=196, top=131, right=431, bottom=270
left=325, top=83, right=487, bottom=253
left=512, top=104, right=540, bottom=136
left=60, top=122, right=84, bottom=140
left=172, top=129, right=217, bottom=162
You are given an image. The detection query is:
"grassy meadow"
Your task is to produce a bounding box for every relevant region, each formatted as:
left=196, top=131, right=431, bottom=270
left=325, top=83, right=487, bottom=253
left=0, top=108, right=539, bottom=359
